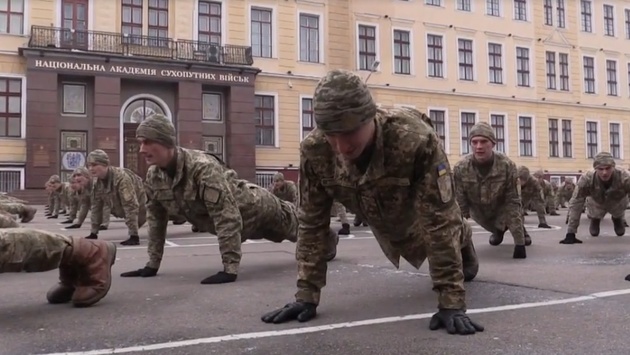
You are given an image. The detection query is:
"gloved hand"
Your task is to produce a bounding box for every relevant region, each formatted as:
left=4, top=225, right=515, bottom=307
left=559, top=232, right=582, bottom=244
left=261, top=302, right=317, bottom=324
left=463, top=212, right=470, bottom=219
left=60, top=219, right=74, bottom=224
left=47, top=215, right=58, bottom=219
left=513, top=245, right=526, bottom=259
left=538, top=223, right=552, bottom=228
left=625, top=274, right=630, bottom=282
left=120, top=266, right=158, bottom=277
left=64, top=224, right=81, bottom=229
left=429, top=309, right=484, bottom=335
left=85, top=233, right=98, bottom=239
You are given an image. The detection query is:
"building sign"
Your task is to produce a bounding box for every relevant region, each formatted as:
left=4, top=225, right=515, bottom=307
left=33, top=59, right=251, bottom=83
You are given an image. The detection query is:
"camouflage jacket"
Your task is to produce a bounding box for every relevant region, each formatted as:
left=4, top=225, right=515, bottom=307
left=298, top=107, right=467, bottom=310
left=520, top=176, right=547, bottom=223
left=69, top=181, right=93, bottom=225
left=539, top=179, right=554, bottom=198
left=269, top=181, right=299, bottom=205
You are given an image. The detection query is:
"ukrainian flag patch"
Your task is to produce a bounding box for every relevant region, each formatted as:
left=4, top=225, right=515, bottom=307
left=437, top=163, right=447, bottom=176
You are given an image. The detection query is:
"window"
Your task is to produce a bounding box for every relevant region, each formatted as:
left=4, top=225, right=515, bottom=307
left=251, top=7, right=273, bottom=58
left=458, top=39, right=474, bottom=81
left=546, top=51, right=556, bottom=90
left=581, top=1, right=592, bottom=32
left=548, top=119, right=559, bottom=157
left=255, top=172, right=275, bottom=189
left=559, top=53, right=569, bottom=91
left=0, top=77, right=22, bottom=137
left=393, top=30, right=411, bottom=75
left=488, top=43, right=502, bottom=84
left=486, top=0, right=500, bottom=16
left=299, top=14, right=320, bottom=63
left=0, top=168, right=22, bottom=192
left=626, top=9, right=630, bottom=39
left=0, top=0, right=24, bottom=35
left=254, top=95, right=275, bottom=146
left=628, top=63, right=630, bottom=94
left=62, top=84, right=86, bottom=115
left=516, top=47, right=530, bottom=87
left=301, top=97, right=315, bottom=140
left=583, top=56, right=595, bottom=93
left=121, top=0, right=143, bottom=44
left=610, top=123, right=621, bottom=159
left=427, top=34, right=444, bottom=78
left=606, top=60, right=618, bottom=96
left=148, top=0, right=168, bottom=47
left=544, top=0, right=553, bottom=25
left=556, top=0, right=565, bottom=28
left=198, top=1, right=222, bottom=45
left=514, top=0, right=527, bottom=21
left=460, top=112, right=476, bottom=154
left=586, top=121, right=598, bottom=159
left=604, top=4, right=615, bottom=37
left=518, top=116, right=533, bottom=157
left=562, top=119, right=572, bottom=158
left=202, top=93, right=222, bottom=121
left=425, top=0, right=441, bottom=6
left=358, top=25, right=377, bottom=71
left=490, top=114, right=506, bottom=153
left=457, top=0, right=471, bottom=11
left=429, top=110, right=446, bottom=149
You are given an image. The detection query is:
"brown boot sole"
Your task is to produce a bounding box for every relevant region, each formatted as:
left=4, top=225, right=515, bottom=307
left=73, top=243, right=117, bottom=308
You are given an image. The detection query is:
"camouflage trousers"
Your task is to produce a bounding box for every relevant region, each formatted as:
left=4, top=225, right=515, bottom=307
left=544, top=195, right=556, bottom=213
left=331, top=201, right=349, bottom=224
left=586, top=196, right=628, bottom=220
left=0, top=202, right=29, bottom=216
left=110, top=204, right=146, bottom=236
left=472, top=209, right=525, bottom=245
left=0, top=211, right=19, bottom=228
left=0, top=229, right=71, bottom=273
left=240, top=184, right=299, bottom=243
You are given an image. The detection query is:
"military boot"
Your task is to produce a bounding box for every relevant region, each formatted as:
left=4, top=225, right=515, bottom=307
left=172, top=217, right=187, bottom=225
left=489, top=229, right=505, bottom=246
left=461, top=242, right=479, bottom=282
left=612, top=218, right=626, bottom=237
left=20, top=206, right=37, bottom=223
left=338, top=223, right=350, bottom=235
left=353, top=216, right=362, bottom=227
left=120, top=235, right=140, bottom=246
left=550, top=211, right=560, bottom=216
left=324, top=229, right=339, bottom=262
left=589, top=218, right=601, bottom=237
left=67, top=237, right=117, bottom=307
left=46, top=259, right=78, bottom=304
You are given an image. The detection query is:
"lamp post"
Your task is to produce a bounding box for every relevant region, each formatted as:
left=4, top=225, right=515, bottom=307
left=364, top=60, right=381, bottom=84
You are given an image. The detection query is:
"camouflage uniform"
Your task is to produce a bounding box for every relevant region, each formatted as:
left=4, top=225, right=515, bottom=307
left=62, top=167, right=111, bottom=230
left=261, top=70, right=483, bottom=336
left=0, top=200, right=37, bottom=224
left=532, top=170, right=558, bottom=215
left=557, top=180, right=575, bottom=208
left=120, top=114, right=338, bottom=284
left=561, top=152, right=630, bottom=244
left=331, top=201, right=351, bottom=235
left=0, top=211, right=19, bottom=228
left=453, top=122, right=529, bottom=254
left=0, top=193, right=26, bottom=204
left=47, top=175, right=69, bottom=218
left=87, top=150, right=146, bottom=246
left=0, top=228, right=117, bottom=307
left=268, top=172, right=298, bottom=205
left=518, top=166, right=551, bottom=229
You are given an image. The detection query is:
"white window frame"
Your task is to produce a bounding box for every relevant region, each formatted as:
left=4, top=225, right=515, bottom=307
left=424, top=0, right=443, bottom=7
left=298, top=94, right=314, bottom=142
left=578, top=0, right=595, bottom=33
left=254, top=91, right=280, bottom=148
left=456, top=0, right=474, bottom=12
left=513, top=0, right=530, bottom=22
left=0, top=167, right=25, bottom=190
left=517, top=114, right=537, bottom=157
left=458, top=110, right=478, bottom=155
left=54, top=0, right=94, bottom=31
left=582, top=55, right=597, bottom=94
left=550, top=175, right=562, bottom=186
left=355, top=21, right=381, bottom=72
left=608, top=121, right=624, bottom=160
left=192, top=0, right=228, bottom=45
left=247, top=3, right=279, bottom=59
left=557, top=52, right=571, bottom=91
left=428, top=106, right=450, bottom=154
left=391, top=26, right=414, bottom=76
left=255, top=170, right=277, bottom=189
left=0, top=73, right=27, bottom=139
left=425, top=31, right=447, bottom=79
left=456, top=36, right=476, bottom=81
left=584, top=119, right=601, bottom=159
left=545, top=50, right=558, bottom=90
left=605, top=58, right=619, bottom=96
left=556, top=0, right=567, bottom=29
left=547, top=117, right=562, bottom=158
left=514, top=45, right=533, bottom=88
left=489, top=112, right=509, bottom=155
left=486, top=41, right=505, bottom=85
left=603, top=3, right=617, bottom=37
left=485, top=0, right=502, bottom=17
left=560, top=118, right=574, bottom=158
left=296, top=10, right=325, bottom=64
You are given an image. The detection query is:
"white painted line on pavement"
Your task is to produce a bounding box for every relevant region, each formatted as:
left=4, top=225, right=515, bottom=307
left=164, top=240, right=178, bottom=247
left=38, top=288, right=630, bottom=355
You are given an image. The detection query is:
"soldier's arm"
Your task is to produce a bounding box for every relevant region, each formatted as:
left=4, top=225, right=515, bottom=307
left=76, top=196, right=90, bottom=225
left=413, top=136, right=466, bottom=310
left=90, top=189, right=105, bottom=234
left=531, top=181, right=548, bottom=223
left=68, top=195, right=79, bottom=219
left=289, top=182, right=299, bottom=206
left=295, top=155, right=334, bottom=306
left=452, top=166, right=470, bottom=218
left=52, top=192, right=60, bottom=215
left=567, top=176, right=590, bottom=233
left=117, top=174, right=141, bottom=236
left=145, top=184, right=169, bottom=270
left=504, top=165, right=525, bottom=245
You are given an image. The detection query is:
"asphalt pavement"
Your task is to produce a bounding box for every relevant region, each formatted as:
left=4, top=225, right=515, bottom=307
left=2, top=207, right=630, bottom=355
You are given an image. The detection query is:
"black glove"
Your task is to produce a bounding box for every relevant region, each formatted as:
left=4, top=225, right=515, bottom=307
left=559, top=232, right=582, bottom=244
left=429, top=309, right=484, bottom=335
left=65, top=224, right=81, bottom=229
left=513, top=245, right=526, bottom=259
left=47, top=215, right=58, bottom=219
left=120, top=266, right=158, bottom=277
left=60, top=219, right=74, bottom=224
left=85, top=233, right=98, bottom=239
left=538, top=223, right=552, bottom=228
left=625, top=274, right=630, bottom=282
left=261, top=302, right=317, bottom=324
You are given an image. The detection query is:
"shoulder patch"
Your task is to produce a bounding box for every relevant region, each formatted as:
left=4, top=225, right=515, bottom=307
left=203, top=185, right=221, bottom=204
left=437, top=163, right=448, bottom=177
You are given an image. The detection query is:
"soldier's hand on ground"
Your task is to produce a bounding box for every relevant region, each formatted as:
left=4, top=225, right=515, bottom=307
left=261, top=302, right=317, bottom=324
left=625, top=274, right=630, bottom=282
left=120, top=266, right=158, bottom=277
left=60, top=219, right=74, bottom=224
left=513, top=245, right=526, bottom=259
left=64, top=224, right=81, bottom=229
left=85, top=233, right=98, bottom=239
left=463, top=212, right=470, bottom=219
left=538, top=223, right=552, bottom=229
left=47, top=215, right=58, bottom=219
left=429, top=309, right=484, bottom=335
left=559, top=233, right=583, bottom=244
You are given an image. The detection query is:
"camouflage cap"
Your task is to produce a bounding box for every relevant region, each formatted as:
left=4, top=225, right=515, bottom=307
left=136, top=113, right=176, bottom=147
left=533, top=169, right=544, bottom=178
left=48, top=175, right=61, bottom=183
left=593, top=152, right=615, bottom=168
left=313, top=69, right=377, bottom=133
left=517, top=165, right=530, bottom=180
left=87, top=149, right=110, bottom=166
left=71, top=167, right=90, bottom=179
left=469, top=122, right=496, bottom=144
left=273, top=172, right=285, bottom=182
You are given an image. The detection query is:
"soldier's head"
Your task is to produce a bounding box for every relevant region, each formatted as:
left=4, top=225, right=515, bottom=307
left=49, top=175, right=62, bottom=189
left=71, top=167, right=91, bottom=188
left=517, top=166, right=530, bottom=186
left=593, top=152, right=615, bottom=181
left=136, top=113, right=177, bottom=168
left=273, top=172, right=285, bottom=188
left=469, top=122, right=496, bottom=163
left=86, top=149, right=111, bottom=179
left=533, top=169, right=545, bottom=182
left=313, top=69, right=377, bottom=161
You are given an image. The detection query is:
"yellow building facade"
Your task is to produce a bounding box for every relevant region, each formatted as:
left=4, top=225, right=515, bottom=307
left=1, top=0, right=629, bottom=191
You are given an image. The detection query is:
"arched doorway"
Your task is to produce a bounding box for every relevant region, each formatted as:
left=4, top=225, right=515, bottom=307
left=120, top=96, right=170, bottom=178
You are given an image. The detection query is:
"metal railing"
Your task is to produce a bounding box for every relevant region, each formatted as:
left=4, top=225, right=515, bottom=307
left=28, top=26, right=254, bottom=66
left=0, top=170, right=21, bottom=193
